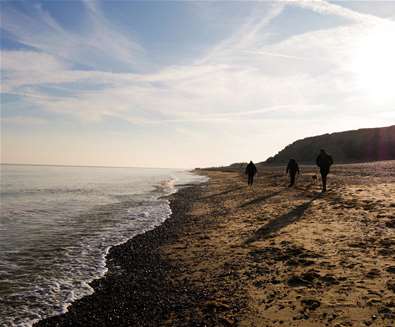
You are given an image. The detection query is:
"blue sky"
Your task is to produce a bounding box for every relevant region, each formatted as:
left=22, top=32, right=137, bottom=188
left=1, top=1, right=395, bottom=168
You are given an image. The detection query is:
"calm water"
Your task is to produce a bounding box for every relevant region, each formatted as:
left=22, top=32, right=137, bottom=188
left=0, top=164, right=206, bottom=326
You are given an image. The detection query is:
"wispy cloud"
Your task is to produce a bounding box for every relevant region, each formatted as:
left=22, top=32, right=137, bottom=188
left=243, top=50, right=309, bottom=61
left=197, top=2, right=285, bottom=65
left=0, top=1, right=144, bottom=71
left=1, top=0, right=395, bottom=166
left=291, top=0, right=385, bottom=25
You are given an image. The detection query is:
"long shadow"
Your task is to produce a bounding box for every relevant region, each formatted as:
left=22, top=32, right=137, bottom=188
left=200, top=186, right=243, bottom=200
left=245, top=194, right=321, bottom=244
left=240, top=190, right=283, bottom=208
left=295, top=181, right=315, bottom=192
left=295, top=182, right=321, bottom=199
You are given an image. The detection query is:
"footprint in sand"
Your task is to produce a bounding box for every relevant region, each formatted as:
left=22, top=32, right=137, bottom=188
left=387, top=280, right=395, bottom=292
left=377, top=238, right=395, bottom=256
left=386, top=266, right=395, bottom=274
left=365, top=268, right=381, bottom=279
left=385, top=219, right=395, bottom=228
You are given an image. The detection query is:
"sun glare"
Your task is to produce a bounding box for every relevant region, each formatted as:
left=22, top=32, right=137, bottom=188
left=352, top=23, right=395, bottom=102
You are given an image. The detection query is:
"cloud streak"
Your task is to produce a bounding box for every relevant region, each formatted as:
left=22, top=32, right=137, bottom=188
left=291, top=0, right=386, bottom=25
left=0, top=1, right=144, bottom=71
left=2, top=0, right=395, bottom=167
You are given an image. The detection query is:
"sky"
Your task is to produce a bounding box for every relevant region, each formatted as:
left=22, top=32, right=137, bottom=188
left=1, top=0, right=395, bottom=168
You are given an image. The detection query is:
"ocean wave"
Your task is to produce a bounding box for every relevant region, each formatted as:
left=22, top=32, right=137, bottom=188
left=0, top=168, right=205, bottom=327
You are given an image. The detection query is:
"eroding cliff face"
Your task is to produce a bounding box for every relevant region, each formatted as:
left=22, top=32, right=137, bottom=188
left=265, top=125, right=395, bottom=164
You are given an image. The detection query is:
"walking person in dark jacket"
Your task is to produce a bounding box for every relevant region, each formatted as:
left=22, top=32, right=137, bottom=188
left=245, top=161, right=257, bottom=186
left=316, top=149, right=333, bottom=192
left=286, top=159, right=300, bottom=187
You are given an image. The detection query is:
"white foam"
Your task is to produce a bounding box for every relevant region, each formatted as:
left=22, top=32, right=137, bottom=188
left=0, top=168, right=207, bottom=327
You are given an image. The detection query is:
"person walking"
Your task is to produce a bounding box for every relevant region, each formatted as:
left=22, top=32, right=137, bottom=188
left=316, top=149, right=333, bottom=192
left=245, top=161, right=257, bottom=186
left=286, top=159, right=300, bottom=187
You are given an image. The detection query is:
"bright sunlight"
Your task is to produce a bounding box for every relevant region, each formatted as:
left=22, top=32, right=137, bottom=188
left=352, top=22, right=395, bottom=102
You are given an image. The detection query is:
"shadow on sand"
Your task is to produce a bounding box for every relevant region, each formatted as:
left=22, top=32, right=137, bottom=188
left=200, top=186, right=243, bottom=200
left=245, top=193, right=322, bottom=244
left=240, top=190, right=283, bottom=208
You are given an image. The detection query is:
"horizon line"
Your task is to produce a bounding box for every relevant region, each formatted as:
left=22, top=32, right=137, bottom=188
left=0, top=162, right=187, bottom=170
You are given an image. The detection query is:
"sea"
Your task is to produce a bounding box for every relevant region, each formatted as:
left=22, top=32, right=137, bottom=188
left=0, top=164, right=206, bottom=327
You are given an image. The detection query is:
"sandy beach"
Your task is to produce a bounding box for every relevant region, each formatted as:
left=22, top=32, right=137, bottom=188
left=36, top=161, right=395, bottom=327
left=4, top=1, right=395, bottom=326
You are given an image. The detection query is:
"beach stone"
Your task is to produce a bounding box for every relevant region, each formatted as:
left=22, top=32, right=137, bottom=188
left=321, top=274, right=339, bottom=285
left=206, top=300, right=230, bottom=311
left=220, top=316, right=235, bottom=326
left=299, top=259, right=315, bottom=266
left=301, top=298, right=321, bottom=310
left=288, top=276, right=311, bottom=287
left=301, top=270, right=321, bottom=282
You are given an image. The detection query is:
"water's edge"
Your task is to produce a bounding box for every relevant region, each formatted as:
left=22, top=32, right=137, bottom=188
left=32, top=174, right=207, bottom=326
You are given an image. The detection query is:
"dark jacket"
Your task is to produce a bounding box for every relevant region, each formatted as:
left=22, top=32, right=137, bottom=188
left=286, top=159, right=300, bottom=174
left=245, top=162, right=257, bottom=176
left=316, top=152, right=333, bottom=170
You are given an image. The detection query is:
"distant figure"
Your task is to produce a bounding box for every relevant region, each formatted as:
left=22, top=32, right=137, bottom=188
left=286, top=159, right=300, bottom=187
left=245, top=161, right=257, bottom=186
left=316, top=149, right=333, bottom=192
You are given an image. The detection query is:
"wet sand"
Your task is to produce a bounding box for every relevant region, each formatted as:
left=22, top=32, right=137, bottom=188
left=36, top=161, right=395, bottom=326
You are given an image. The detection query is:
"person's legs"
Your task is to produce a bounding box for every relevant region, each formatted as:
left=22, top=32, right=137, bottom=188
left=289, top=172, right=296, bottom=187
left=247, top=174, right=252, bottom=185
left=322, top=174, right=327, bottom=191
left=320, top=168, right=328, bottom=192
left=250, top=174, right=254, bottom=186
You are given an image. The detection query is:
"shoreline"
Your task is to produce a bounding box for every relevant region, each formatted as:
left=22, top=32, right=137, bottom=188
left=34, top=181, right=206, bottom=327
left=35, top=163, right=395, bottom=326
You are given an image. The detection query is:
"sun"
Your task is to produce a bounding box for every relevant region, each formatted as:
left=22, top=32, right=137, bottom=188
left=352, top=22, right=395, bottom=102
